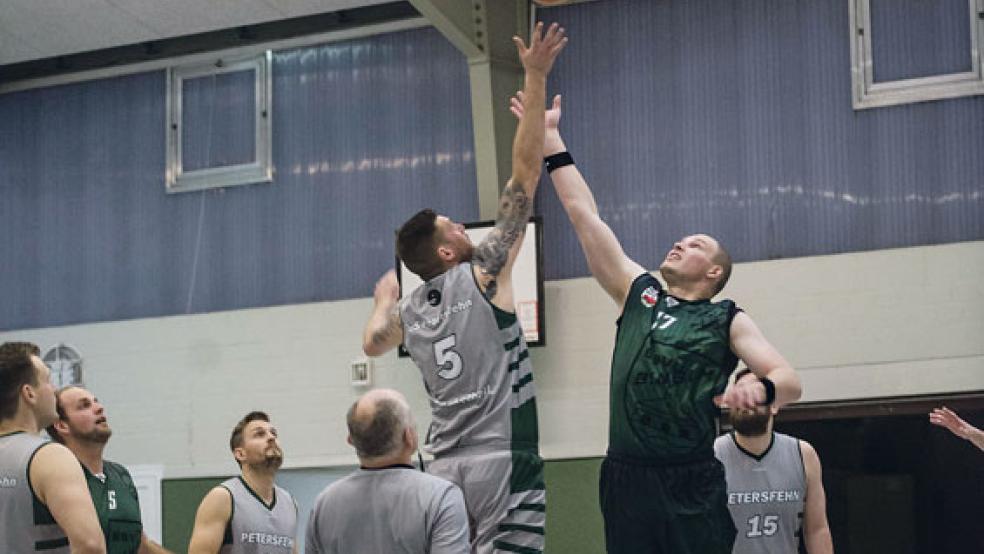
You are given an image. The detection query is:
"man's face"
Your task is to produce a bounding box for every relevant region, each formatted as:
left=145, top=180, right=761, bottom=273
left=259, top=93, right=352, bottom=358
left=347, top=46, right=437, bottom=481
left=30, top=356, right=58, bottom=428
left=435, top=215, right=474, bottom=262
left=236, top=420, right=284, bottom=470
left=659, top=234, right=720, bottom=282
left=57, top=387, right=112, bottom=444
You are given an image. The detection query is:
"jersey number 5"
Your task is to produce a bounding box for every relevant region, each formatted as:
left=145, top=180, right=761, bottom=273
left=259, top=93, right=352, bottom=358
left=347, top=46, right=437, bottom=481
left=434, top=335, right=463, bottom=380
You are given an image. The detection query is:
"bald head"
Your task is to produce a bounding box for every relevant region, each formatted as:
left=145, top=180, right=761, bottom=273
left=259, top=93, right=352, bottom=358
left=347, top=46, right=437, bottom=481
left=347, top=389, right=415, bottom=462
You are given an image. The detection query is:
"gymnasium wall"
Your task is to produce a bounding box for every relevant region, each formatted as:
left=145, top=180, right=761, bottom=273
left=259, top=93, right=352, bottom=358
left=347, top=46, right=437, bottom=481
left=1, top=240, right=980, bottom=475
left=2, top=0, right=982, bottom=332
left=4, top=241, right=982, bottom=552
left=0, top=25, right=477, bottom=332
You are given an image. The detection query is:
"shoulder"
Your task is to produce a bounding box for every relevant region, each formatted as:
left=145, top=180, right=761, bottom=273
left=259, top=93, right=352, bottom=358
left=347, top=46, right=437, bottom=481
left=202, top=484, right=234, bottom=507
left=29, top=440, right=77, bottom=470
left=798, top=439, right=820, bottom=462
left=619, top=272, right=661, bottom=315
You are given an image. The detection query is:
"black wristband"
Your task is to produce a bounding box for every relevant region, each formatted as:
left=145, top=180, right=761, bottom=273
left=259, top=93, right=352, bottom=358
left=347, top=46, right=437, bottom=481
left=758, top=376, right=776, bottom=406
left=544, top=151, right=574, bottom=173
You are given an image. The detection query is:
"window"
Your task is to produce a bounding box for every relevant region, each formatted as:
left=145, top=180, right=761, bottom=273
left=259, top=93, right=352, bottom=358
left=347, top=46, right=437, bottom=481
left=166, top=52, right=272, bottom=193
left=850, top=0, right=984, bottom=109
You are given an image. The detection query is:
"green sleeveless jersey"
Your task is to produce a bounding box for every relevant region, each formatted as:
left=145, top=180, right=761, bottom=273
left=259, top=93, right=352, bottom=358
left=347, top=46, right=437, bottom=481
left=83, top=461, right=143, bottom=554
left=610, top=273, right=740, bottom=462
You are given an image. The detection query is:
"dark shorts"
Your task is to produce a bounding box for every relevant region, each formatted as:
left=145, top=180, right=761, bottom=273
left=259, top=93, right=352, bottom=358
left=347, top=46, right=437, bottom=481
left=600, top=453, right=736, bottom=554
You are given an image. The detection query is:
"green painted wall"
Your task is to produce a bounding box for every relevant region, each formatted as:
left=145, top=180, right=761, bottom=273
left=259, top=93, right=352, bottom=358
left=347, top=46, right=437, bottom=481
left=543, top=458, right=605, bottom=554
left=162, top=476, right=226, bottom=552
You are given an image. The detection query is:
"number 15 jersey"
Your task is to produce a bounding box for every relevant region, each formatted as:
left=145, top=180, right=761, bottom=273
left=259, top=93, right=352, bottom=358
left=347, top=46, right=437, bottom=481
left=400, top=262, right=538, bottom=457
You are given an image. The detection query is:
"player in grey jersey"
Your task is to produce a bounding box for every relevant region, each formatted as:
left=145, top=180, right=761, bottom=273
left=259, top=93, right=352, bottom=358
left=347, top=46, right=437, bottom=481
left=189, top=412, right=297, bottom=554
left=306, top=389, right=469, bottom=554
left=0, top=341, right=105, bottom=554
left=362, top=22, right=566, bottom=554
left=714, top=370, right=833, bottom=554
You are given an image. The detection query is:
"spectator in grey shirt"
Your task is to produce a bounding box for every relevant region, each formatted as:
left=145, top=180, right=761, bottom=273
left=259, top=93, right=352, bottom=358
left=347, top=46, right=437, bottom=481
left=306, top=389, right=470, bottom=554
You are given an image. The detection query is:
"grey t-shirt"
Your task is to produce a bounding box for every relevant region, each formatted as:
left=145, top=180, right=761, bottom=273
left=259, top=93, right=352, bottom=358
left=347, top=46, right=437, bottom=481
left=305, top=465, right=469, bottom=554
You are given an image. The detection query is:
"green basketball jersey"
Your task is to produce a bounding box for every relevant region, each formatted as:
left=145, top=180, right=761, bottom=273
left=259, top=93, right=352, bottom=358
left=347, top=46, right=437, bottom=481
left=610, top=273, right=740, bottom=462
left=83, top=461, right=143, bottom=554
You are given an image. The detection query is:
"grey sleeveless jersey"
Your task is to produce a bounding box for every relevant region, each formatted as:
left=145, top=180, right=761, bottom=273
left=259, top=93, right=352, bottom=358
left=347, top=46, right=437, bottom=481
left=0, top=432, right=70, bottom=554
left=714, top=432, right=806, bottom=554
left=400, top=262, right=538, bottom=456
left=219, top=477, right=297, bottom=554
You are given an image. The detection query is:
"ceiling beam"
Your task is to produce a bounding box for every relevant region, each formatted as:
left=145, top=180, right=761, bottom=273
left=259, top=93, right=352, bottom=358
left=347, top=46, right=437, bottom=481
left=410, top=0, right=530, bottom=220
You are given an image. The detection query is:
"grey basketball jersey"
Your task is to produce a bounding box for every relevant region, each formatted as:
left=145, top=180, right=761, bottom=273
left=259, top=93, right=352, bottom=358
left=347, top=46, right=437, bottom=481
left=219, top=477, right=297, bottom=554
left=714, top=432, right=806, bottom=554
left=0, top=432, right=69, bottom=554
left=400, top=262, right=538, bottom=456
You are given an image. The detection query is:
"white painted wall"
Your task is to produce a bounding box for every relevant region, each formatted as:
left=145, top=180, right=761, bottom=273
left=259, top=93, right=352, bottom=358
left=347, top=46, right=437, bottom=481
left=3, top=241, right=982, bottom=477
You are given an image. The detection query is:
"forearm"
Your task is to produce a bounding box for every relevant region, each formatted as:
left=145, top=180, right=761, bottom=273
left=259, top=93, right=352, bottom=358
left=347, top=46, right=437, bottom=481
left=363, top=303, right=398, bottom=355
left=139, top=536, right=174, bottom=554
left=804, top=526, right=834, bottom=554
left=967, top=426, right=984, bottom=451
left=511, top=70, right=547, bottom=188
left=761, top=365, right=802, bottom=407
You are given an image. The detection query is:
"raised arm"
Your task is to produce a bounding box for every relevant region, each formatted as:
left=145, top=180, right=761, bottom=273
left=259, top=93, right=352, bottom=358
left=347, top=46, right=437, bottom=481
left=930, top=407, right=984, bottom=451
left=720, top=312, right=802, bottom=409
left=362, top=270, right=404, bottom=357
left=509, top=93, right=644, bottom=306
left=188, top=487, right=233, bottom=554
left=473, top=22, right=567, bottom=307
left=30, top=443, right=107, bottom=554
left=800, top=441, right=834, bottom=554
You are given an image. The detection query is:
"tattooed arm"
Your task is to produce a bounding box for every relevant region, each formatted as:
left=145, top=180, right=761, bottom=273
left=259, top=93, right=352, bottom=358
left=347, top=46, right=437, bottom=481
left=473, top=22, right=566, bottom=309
left=363, top=270, right=404, bottom=356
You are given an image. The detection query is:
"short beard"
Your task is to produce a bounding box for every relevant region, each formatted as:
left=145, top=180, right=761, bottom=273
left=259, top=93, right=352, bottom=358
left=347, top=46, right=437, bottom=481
left=730, top=411, right=771, bottom=437
left=263, top=450, right=284, bottom=470
left=72, top=426, right=112, bottom=445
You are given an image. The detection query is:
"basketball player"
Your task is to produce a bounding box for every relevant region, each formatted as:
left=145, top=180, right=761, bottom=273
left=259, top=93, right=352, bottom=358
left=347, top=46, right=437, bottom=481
left=714, top=369, right=833, bottom=554
left=362, top=22, right=567, bottom=554
left=306, top=389, right=470, bottom=554
left=510, top=95, right=803, bottom=553
left=45, top=386, right=172, bottom=554
left=188, top=412, right=297, bottom=554
left=0, top=341, right=106, bottom=554
left=930, top=407, right=984, bottom=452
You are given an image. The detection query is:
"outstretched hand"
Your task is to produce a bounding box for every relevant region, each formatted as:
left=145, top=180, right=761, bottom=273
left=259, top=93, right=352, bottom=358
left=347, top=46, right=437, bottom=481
left=510, top=91, right=562, bottom=130
left=929, top=407, right=975, bottom=439
left=513, top=22, right=568, bottom=76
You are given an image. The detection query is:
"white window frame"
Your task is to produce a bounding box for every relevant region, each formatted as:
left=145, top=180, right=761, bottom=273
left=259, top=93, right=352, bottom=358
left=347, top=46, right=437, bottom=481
left=165, top=52, right=272, bottom=193
left=850, top=0, right=984, bottom=110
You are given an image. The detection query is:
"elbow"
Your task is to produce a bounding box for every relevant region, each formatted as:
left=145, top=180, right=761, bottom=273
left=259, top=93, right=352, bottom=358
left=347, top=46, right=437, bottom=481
left=362, top=339, right=382, bottom=358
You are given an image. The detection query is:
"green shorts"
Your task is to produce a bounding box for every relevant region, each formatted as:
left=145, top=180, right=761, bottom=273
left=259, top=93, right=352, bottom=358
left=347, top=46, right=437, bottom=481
left=600, top=452, right=736, bottom=554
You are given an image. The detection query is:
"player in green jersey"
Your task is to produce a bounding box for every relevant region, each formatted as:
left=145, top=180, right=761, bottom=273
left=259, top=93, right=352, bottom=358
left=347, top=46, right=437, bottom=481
left=510, top=96, right=803, bottom=553
left=47, top=387, right=172, bottom=554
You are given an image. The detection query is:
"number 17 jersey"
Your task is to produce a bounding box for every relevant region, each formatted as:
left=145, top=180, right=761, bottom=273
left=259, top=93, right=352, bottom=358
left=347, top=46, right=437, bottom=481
left=400, top=262, right=538, bottom=457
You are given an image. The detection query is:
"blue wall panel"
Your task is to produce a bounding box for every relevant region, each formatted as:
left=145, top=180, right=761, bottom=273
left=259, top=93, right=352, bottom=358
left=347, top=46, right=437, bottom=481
left=535, top=0, right=984, bottom=280
left=0, top=27, right=475, bottom=330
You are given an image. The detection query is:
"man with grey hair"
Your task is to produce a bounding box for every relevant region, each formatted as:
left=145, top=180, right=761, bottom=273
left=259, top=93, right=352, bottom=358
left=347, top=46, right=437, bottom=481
left=305, top=389, right=469, bottom=554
